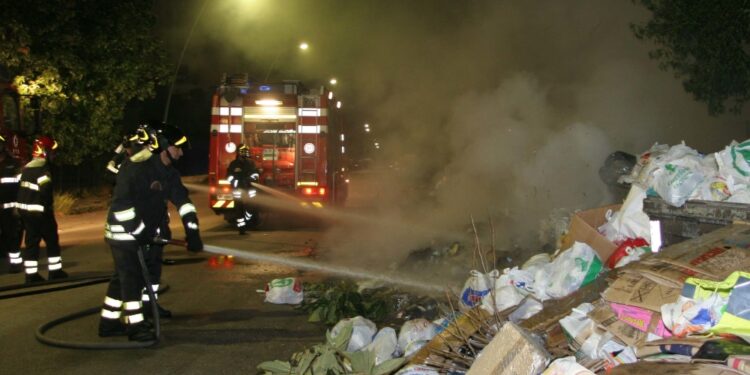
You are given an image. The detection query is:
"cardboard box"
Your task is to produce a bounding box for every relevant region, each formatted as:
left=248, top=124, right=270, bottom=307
left=466, top=322, right=550, bottom=375
left=602, top=223, right=750, bottom=311
left=560, top=204, right=621, bottom=262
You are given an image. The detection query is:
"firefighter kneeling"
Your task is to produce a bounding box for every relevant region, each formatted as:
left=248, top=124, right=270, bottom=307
left=226, top=144, right=259, bottom=235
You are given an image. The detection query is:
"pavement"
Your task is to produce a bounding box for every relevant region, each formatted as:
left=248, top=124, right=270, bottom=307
left=0, top=184, right=330, bottom=374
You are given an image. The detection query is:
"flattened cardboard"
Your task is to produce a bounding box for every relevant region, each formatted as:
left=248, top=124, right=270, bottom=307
left=602, top=272, right=680, bottom=312
left=561, top=204, right=621, bottom=262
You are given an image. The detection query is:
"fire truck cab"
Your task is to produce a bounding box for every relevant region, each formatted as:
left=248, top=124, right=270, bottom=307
left=208, top=74, right=348, bottom=225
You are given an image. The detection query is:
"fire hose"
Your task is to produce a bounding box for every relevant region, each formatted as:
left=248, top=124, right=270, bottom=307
left=34, top=239, right=189, bottom=350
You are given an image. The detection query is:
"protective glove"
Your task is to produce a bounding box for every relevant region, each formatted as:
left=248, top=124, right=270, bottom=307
left=250, top=172, right=260, bottom=182
left=186, top=231, right=203, bottom=252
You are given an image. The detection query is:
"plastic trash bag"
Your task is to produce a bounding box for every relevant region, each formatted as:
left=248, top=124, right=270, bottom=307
left=598, top=185, right=651, bottom=244
left=331, top=316, right=377, bottom=352
left=264, top=277, right=303, bottom=304
left=364, top=327, right=398, bottom=365
left=545, top=242, right=603, bottom=299
left=716, top=139, right=750, bottom=184
left=459, top=269, right=496, bottom=310
left=480, top=273, right=524, bottom=314
left=509, top=297, right=544, bottom=323
left=395, top=365, right=440, bottom=375
left=606, top=237, right=650, bottom=269
left=397, top=319, right=438, bottom=357
left=679, top=271, right=750, bottom=338
left=542, top=356, right=595, bottom=375
left=661, top=294, right=727, bottom=337
left=652, top=156, right=706, bottom=207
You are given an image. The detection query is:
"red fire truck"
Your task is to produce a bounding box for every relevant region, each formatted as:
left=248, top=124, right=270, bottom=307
left=0, top=79, right=31, bottom=164
left=208, top=74, right=348, bottom=226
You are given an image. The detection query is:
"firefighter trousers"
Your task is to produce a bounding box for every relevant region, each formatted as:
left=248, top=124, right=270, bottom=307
left=21, top=212, right=61, bottom=273
left=101, top=240, right=147, bottom=324
left=0, top=208, right=21, bottom=256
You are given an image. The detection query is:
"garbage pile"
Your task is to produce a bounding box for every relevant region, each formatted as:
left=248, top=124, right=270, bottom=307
left=398, top=138, right=750, bottom=374
left=257, top=138, right=750, bottom=374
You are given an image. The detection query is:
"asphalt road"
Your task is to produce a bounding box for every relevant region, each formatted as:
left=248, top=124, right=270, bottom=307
left=0, top=175, right=378, bottom=374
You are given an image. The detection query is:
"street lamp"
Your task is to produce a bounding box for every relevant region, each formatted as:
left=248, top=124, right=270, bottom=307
left=329, top=78, right=337, bottom=85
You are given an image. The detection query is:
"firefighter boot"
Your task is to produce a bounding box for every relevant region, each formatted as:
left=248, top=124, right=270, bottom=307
left=25, top=273, right=45, bottom=284
left=48, top=269, right=69, bottom=280
left=98, top=318, right=127, bottom=337
left=128, top=322, right=156, bottom=342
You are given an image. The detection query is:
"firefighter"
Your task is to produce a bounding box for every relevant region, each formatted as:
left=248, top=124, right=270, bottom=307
left=226, top=144, right=259, bottom=235
left=98, top=126, right=164, bottom=341
left=0, top=134, right=23, bottom=272
left=140, top=124, right=203, bottom=319
left=17, top=136, right=66, bottom=283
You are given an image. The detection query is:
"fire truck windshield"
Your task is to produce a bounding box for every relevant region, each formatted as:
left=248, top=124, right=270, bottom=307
left=253, top=132, right=295, bottom=148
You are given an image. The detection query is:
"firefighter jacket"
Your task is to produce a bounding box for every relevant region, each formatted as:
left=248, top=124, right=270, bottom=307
left=104, top=149, right=167, bottom=243
left=17, top=158, right=53, bottom=214
left=226, top=157, right=259, bottom=190
left=0, top=154, right=20, bottom=209
left=105, top=150, right=200, bottom=247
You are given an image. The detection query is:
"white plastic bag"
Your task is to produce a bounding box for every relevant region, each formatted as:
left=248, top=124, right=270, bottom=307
left=480, top=273, right=524, bottom=314
left=459, top=270, right=496, bottom=310
left=652, top=156, right=705, bottom=207
left=509, top=297, right=544, bottom=323
left=397, top=319, right=438, bottom=356
left=598, top=185, right=651, bottom=243
left=542, top=356, right=594, bottom=375
left=716, top=139, right=750, bottom=184
left=364, top=327, right=398, bottom=365
left=264, top=277, right=303, bottom=304
left=545, top=242, right=603, bottom=299
left=331, top=316, right=377, bottom=352
left=396, top=365, right=440, bottom=375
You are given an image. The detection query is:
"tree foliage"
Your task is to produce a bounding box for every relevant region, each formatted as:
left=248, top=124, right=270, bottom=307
left=631, top=0, right=750, bottom=115
left=0, top=0, right=170, bottom=165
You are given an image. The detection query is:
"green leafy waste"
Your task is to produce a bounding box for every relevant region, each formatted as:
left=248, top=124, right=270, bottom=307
left=298, top=280, right=390, bottom=326
left=257, top=321, right=406, bottom=375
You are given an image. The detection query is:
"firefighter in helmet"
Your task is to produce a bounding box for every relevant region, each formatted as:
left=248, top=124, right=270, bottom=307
left=99, top=125, right=165, bottom=341
left=99, top=125, right=203, bottom=341
left=226, top=144, right=259, bottom=235
left=139, top=123, right=203, bottom=319
left=17, top=135, right=66, bottom=283
left=0, top=134, right=22, bottom=272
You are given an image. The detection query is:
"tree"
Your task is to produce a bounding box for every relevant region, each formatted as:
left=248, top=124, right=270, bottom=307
left=0, top=0, right=170, bottom=165
left=631, top=0, right=750, bottom=115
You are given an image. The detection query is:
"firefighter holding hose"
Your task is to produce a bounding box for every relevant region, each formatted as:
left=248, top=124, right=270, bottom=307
left=226, top=144, right=259, bottom=235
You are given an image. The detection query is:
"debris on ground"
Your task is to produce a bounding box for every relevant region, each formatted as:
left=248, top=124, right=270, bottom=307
left=258, top=138, right=750, bottom=374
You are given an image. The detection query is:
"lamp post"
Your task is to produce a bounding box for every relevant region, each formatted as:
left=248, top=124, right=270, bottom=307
left=162, top=0, right=210, bottom=124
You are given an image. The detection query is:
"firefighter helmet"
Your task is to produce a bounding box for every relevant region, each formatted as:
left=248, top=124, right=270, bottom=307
left=32, top=136, right=58, bottom=159
left=159, top=124, right=189, bottom=148
left=128, top=124, right=160, bottom=152
left=238, top=144, right=250, bottom=158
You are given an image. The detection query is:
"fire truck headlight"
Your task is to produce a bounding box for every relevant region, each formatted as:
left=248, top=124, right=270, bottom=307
left=248, top=189, right=257, bottom=198
left=225, top=142, right=237, bottom=154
